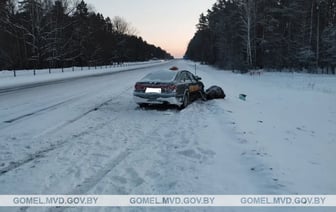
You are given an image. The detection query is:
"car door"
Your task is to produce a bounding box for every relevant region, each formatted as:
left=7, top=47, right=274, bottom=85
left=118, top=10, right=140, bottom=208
left=186, top=71, right=201, bottom=94
left=175, top=71, right=189, bottom=96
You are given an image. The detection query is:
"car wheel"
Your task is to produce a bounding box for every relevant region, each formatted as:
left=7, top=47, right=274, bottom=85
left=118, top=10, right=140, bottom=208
left=180, top=91, right=189, bottom=109
left=138, top=103, right=148, bottom=108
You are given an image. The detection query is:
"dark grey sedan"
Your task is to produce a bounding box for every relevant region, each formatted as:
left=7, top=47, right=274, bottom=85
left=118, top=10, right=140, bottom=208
left=133, top=69, right=205, bottom=108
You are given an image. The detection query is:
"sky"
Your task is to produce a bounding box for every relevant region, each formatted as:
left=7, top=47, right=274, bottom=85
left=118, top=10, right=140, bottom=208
left=85, top=0, right=217, bottom=58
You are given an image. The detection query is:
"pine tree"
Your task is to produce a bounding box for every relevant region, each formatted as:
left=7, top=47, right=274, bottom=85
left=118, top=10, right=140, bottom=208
left=185, top=0, right=335, bottom=72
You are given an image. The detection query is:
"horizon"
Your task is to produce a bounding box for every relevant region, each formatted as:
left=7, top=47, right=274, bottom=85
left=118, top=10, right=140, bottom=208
left=85, top=0, right=217, bottom=58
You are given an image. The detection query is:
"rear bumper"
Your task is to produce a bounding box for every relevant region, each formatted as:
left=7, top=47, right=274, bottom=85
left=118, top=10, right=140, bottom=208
left=133, top=92, right=183, bottom=106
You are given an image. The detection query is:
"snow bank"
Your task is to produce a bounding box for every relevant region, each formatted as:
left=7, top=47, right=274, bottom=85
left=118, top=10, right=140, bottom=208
left=188, top=61, right=336, bottom=195
left=0, top=61, right=168, bottom=90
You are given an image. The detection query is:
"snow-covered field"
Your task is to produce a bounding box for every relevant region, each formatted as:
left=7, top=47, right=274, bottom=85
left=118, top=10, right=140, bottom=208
left=0, top=60, right=335, bottom=212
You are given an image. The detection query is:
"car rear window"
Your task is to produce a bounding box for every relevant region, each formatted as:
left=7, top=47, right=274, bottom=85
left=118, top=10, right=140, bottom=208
left=140, top=71, right=176, bottom=82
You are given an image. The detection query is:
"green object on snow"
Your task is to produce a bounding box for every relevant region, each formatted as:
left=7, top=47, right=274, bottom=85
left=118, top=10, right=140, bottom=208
left=239, top=94, right=247, bottom=101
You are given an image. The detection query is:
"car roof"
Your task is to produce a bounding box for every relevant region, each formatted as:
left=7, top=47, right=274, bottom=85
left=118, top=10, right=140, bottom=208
left=139, top=69, right=179, bottom=82
left=139, top=69, right=194, bottom=82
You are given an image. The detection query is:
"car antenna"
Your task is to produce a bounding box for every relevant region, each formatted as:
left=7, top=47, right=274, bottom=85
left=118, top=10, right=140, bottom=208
left=194, top=63, right=197, bottom=75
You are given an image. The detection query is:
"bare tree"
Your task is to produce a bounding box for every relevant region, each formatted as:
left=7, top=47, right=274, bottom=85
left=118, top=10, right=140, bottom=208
left=112, top=16, right=137, bottom=35
left=240, top=0, right=254, bottom=67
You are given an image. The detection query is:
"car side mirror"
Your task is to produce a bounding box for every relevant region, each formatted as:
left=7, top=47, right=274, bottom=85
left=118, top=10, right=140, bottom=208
left=196, top=76, right=202, bottom=81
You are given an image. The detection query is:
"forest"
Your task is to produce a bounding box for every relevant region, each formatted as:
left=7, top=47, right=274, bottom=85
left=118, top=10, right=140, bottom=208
left=185, top=0, right=336, bottom=73
left=0, top=0, right=173, bottom=70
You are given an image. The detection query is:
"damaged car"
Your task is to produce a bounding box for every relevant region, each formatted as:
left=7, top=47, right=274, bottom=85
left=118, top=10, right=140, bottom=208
left=134, top=69, right=205, bottom=108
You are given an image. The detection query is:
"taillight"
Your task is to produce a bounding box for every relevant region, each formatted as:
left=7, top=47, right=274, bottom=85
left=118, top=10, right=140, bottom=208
left=165, top=84, right=176, bottom=92
left=135, top=83, right=145, bottom=91
left=168, top=85, right=176, bottom=91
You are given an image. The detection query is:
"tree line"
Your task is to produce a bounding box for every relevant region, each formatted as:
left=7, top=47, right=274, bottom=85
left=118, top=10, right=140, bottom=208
left=185, top=0, right=336, bottom=73
left=0, top=0, right=173, bottom=70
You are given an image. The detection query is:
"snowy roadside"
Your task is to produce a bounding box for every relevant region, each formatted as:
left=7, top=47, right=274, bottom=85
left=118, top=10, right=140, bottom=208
left=188, top=61, right=336, bottom=195
left=0, top=60, right=335, bottom=212
left=0, top=60, right=170, bottom=91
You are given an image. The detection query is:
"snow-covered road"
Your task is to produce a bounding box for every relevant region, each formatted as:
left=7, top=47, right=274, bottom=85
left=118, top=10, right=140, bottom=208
left=0, top=60, right=335, bottom=212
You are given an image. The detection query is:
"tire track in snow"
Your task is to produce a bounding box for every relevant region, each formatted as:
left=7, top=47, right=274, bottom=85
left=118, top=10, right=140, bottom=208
left=0, top=88, right=132, bottom=177
left=70, top=150, right=132, bottom=195
left=41, top=106, right=180, bottom=212
left=0, top=110, right=101, bottom=176
left=144, top=101, right=217, bottom=194
left=65, top=110, right=180, bottom=194
left=0, top=142, right=66, bottom=175
left=0, top=94, right=86, bottom=129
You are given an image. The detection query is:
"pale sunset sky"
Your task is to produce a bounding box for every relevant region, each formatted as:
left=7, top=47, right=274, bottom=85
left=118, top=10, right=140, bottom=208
left=85, top=0, right=217, bottom=58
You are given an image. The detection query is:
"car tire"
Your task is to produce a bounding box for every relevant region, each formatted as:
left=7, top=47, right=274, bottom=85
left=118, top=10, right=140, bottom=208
left=138, top=103, right=148, bottom=108
left=180, top=91, right=189, bottom=109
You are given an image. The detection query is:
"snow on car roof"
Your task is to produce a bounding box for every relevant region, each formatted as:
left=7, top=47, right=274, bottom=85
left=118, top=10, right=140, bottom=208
left=140, top=70, right=177, bottom=82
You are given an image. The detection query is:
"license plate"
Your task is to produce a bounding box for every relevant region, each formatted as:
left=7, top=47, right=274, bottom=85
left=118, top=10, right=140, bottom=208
left=145, top=88, right=161, bottom=93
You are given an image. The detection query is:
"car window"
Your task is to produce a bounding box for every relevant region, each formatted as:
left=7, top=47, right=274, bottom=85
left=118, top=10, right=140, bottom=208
left=180, top=72, right=185, bottom=82
left=183, top=72, right=192, bottom=82
left=141, top=71, right=176, bottom=82
left=187, top=72, right=197, bottom=82
left=177, top=72, right=185, bottom=82
left=175, top=73, right=182, bottom=82
left=180, top=72, right=185, bottom=81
